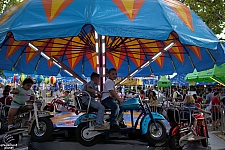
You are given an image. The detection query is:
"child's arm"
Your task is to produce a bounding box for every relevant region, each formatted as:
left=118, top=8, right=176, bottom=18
left=198, top=108, right=211, bottom=114
left=109, top=90, right=124, bottom=103
left=87, top=86, right=100, bottom=95
left=10, top=88, right=19, bottom=94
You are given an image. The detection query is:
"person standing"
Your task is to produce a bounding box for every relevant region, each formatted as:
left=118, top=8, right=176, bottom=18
left=182, top=89, right=187, bottom=101
left=172, top=88, right=181, bottom=102
left=211, top=92, right=221, bottom=130
left=206, top=88, right=214, bottom=104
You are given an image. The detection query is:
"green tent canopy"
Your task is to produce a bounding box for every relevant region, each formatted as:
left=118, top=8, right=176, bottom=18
left=185, top=63, right=225, bottom=84
left=157, top=76, right=171, bottom=87
left=185, top=69, right=199, bottom=82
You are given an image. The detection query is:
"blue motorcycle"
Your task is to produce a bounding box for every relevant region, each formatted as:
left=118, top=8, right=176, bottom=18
left=75, top=92, right=167, bottom=147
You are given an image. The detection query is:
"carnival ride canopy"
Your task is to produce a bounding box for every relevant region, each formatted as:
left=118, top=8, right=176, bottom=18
left=0, top=0, right=224, bottom=80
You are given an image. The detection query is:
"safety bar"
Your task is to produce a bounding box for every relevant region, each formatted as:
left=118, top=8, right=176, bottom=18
left=81, top=91, right=92, bottom=116
left=171, top=104, right=192, bottom=126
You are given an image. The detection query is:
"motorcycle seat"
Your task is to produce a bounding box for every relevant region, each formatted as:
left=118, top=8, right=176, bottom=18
left=18, top=105, right=33, bottom=113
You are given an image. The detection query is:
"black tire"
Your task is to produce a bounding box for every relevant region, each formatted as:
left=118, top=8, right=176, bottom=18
left=200, top=126, right=208, bottom=147
left=76, top=123, right=101, bottom=147
left=30, top=117, right=53, bottom=142
left=144, top=120, right=167, bottom=145
left=168, top=134, right=183, bottom=150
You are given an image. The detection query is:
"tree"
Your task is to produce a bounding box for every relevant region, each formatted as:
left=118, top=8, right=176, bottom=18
left=0, top=0, right=23, bottom=14
left=0, top=0, right=224, bottom=35
left=181, top=0, right=225, bottom=36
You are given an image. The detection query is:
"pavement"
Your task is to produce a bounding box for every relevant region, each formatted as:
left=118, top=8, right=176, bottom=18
left=4, top=130, right=224, bottom=150
left=210, top=130, right=225, bottom=142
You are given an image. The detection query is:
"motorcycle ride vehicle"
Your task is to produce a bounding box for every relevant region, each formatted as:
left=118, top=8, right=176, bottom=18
left=43, top=97, right=78, bottom=114
left=0, top=97, right=54, bottom=142
left=167, top=103, right=209, bottom=150
left=75, top=91, right=167, bottom=147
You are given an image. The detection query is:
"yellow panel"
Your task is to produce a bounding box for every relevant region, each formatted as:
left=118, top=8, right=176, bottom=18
left=51, top=0, right=65, bottom=20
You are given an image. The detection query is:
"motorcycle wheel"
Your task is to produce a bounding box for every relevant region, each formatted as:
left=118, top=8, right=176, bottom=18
left=30, top=117, right=53, bottom=142
left=144, top=120, right=166, bottom=145
left=169, top=134, right=183, bottom=150
left=76, top=123, right=101, bottom=147
left=200, top=126, right=208, bottom=147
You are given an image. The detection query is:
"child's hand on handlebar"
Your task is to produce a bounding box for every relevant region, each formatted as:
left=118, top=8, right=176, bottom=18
left=118, top=98, right=124, bottom=103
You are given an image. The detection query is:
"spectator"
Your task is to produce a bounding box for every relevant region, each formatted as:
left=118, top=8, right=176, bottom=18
left=211, top=92, right=221, bottom=130
left=206, top=88, right=214, bottom=104
left=0, top=89, right=12, bottom=105
left=192, top=94, right=198, bottom=103
left=172, top=88, right=182, bottom=102
left=148, top=90, right=157, bottom=105
left=140, top=90, right=145, bottom=100
left=182, top=89, right=187, bottom=101
left=196, top=94, right=203, bottom=104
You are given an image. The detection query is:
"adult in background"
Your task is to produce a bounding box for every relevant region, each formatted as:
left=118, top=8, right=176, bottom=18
left=197, top=94, right=203, bottom=104
left=172, top=88, right=182, bottom=102
left=211, top=92, right=221, bottom=130
left=182, top=89, right=187, bottom=101
left=206, top=88, right=214, bottom=104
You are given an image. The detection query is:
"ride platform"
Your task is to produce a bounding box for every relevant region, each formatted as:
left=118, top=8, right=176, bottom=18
left=50, top=111, right=171, bottom=132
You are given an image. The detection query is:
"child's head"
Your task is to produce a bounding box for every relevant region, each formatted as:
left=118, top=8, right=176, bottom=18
left=108, top=68, right=117, bottom=80
left=3, top=90, right=9, bottom=97
left=22, top=78, right=34, bottom=90
left=91, top=72, right=100, bottom=84
left=184, top=95, right=195, bottom=104
left=5, top=85, right=11, bottom=91
left=64, top=90, right=69, bottom=95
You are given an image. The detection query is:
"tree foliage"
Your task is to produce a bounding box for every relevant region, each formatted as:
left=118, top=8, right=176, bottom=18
left=180, top=0, right=225, bottom=36
left=0, top=0, right=23, bottom=14
left=0, top=0, right=224, bottom=35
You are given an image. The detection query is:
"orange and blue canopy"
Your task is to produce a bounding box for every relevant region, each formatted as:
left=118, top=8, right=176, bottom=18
left=0, top=0, right=224, bottom=77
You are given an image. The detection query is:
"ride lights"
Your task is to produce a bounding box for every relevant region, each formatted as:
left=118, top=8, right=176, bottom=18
left=164, top=41, right=176, bottom=51
left=76, top=78, right=83, bottom=84
left=64, top=70, right=73, bottom=76
left=152, top=52, right=162, bottom=60
left=40, top=52, right=50, bottom=60
left=28, top=43, right=38, bottom=51
left=120, top=78, right=128, bottom=84
left=141, top=61, right=150, bottom=69
left=53, top=61, right=62, bottom=68
left=130, top=70, right=139, bottom=76
left=116, top=40, right=176, bottom=86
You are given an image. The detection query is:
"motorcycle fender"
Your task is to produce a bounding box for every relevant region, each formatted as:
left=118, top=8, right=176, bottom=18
left=28, top=116, right=36, bottom=134
left=140, top=112, right=165, bottom=135
left=38, top=111, right=54, bottom=118
left=171, top=126, right=180, bottom=136
left=74, top=113, right=97, bottom=126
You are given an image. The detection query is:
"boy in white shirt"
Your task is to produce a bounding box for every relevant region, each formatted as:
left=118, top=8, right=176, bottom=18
left=101, top=68, right=126, bottom=130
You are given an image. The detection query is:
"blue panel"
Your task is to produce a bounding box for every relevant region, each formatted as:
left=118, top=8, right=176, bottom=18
left=74, top=114, right=97, bottom=126
left=140, top=112, right=165, bottom=135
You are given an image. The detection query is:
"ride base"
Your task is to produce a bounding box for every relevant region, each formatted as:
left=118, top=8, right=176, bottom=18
left=50, top=111, right=171, bottom=132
